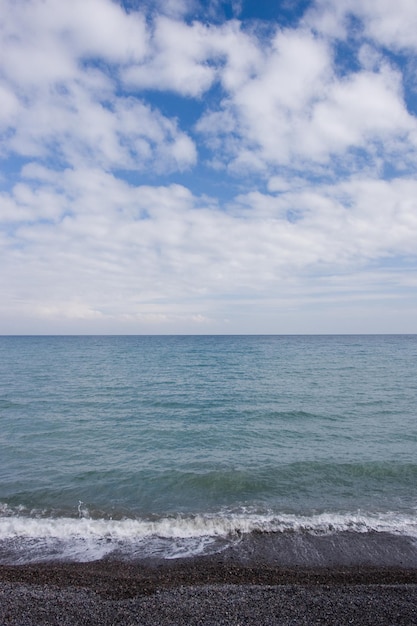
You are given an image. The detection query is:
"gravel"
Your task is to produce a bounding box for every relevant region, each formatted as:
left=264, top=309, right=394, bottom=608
left=1, top=560, right=417, bottom=625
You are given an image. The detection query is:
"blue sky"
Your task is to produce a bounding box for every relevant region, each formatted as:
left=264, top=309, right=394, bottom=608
left=1, top=0, right=417, bottom=334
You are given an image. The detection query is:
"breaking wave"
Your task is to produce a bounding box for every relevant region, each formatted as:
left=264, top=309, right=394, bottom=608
left=1, top=503, right=416, bottom=564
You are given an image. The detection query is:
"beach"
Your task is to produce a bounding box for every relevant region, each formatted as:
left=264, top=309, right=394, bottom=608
left=1, top=557, right=417, bottom=625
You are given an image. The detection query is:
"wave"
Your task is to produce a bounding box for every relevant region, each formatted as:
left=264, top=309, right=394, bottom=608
left=1, top=503, right=417, bottom=564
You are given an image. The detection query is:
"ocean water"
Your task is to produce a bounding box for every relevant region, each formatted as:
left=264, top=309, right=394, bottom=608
left=1, top=334, right=417, bottom=565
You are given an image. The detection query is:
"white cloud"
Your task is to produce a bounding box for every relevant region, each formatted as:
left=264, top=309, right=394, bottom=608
left=4, top=0, right=414, bottom=177
left=196, top=28, right=330, bottom=170
left=358, top=0, right=417, bottom=51
left=37, top=301, right=104, bottom=321
left=197, top=26, right=417, bottom=174
left=307, top=0, right=417, bottom=52
left=123, top=16, right=262, bottom=97
left=2, top=163, right=417, bottom=330
left=0, top=0, right=148, bottom=86
left=2, top=83, right=196, bottom=171
left=1, top=0, right=417, bottom=333
left=0, top=0, right=195, bottom=172
left=300, top=65, right=415, bottom=160
left=0, top=83, right=20, bottom=130
left=122, top=17, right=216, bottom=97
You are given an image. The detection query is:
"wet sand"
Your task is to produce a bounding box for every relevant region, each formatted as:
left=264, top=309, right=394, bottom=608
left=1, top=558, right=417, bottom=625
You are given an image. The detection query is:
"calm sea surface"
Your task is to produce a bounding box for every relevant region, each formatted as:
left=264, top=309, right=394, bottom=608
left=1, top=335, right=417, bottom=564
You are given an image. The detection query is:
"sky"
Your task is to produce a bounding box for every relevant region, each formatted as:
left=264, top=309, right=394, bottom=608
left=1, top=0, right=417, bottom=335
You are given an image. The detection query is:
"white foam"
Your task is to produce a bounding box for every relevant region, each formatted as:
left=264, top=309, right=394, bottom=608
left=0, top=504, right=416, bottom=563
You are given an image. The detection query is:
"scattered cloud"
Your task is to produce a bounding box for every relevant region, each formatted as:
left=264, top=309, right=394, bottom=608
left=1, top=0, right=417, bottom=333
left=308, top=0, right=417, bottom=52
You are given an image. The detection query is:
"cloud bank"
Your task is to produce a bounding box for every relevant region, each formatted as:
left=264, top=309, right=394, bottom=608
left=1, top=0, right=417, bottom=333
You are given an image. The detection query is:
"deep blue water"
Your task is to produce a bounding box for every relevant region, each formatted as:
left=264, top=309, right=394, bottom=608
left=1, top=335, right=417, bottom=563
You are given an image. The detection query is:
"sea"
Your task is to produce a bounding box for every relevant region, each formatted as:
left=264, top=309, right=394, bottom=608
left=1, top=334, right=417, bottom=567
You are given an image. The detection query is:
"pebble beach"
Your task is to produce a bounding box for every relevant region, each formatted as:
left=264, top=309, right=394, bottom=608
left=1, top=558, right=417, bottom=625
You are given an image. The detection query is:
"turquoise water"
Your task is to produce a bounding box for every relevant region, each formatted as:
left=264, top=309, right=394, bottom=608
left=1, top=335, right=417, bottom=563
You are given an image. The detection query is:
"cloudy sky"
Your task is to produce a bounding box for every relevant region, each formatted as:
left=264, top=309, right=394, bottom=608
left=1, top=0, right=417, bottom=334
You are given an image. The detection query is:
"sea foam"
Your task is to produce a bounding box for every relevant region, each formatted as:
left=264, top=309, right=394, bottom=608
left=1, top=505, right=416, bottom=563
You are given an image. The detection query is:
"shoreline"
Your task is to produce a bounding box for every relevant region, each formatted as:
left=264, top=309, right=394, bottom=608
left=1, top=558, right=417, bottom=625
